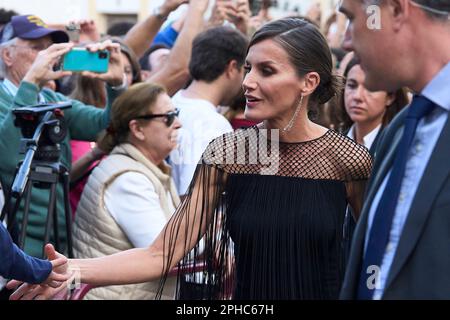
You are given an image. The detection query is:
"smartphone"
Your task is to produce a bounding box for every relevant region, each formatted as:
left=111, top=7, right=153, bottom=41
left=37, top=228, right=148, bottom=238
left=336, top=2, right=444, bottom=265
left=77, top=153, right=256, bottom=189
left=62, top=48, right=110, bottom=73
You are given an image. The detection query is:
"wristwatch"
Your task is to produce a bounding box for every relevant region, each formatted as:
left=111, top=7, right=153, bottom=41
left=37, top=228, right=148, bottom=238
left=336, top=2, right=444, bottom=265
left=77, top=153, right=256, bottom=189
left=153, top=6, right=169, bottom=21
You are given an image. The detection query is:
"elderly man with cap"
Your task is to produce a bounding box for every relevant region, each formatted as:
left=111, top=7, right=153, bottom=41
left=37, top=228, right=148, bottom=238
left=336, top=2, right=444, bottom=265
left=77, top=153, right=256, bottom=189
left=0, top=15, right=125, bottom=258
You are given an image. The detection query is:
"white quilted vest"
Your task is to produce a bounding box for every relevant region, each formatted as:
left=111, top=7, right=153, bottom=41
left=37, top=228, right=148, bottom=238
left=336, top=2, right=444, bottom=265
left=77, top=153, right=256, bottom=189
left=72, top=143, right=180, bottom=300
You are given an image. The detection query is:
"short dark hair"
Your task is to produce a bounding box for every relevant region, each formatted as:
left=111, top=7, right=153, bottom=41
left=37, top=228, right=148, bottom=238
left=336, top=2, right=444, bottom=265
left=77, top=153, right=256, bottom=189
left=189, top=26, right=248, bottom=83
left=139, top=44, right=170, bottom=71
left=0, top=8, right=18, bottom=26
left=107, top=22, right=134, bottom=37
left=249, top=17, right=342, bottom=106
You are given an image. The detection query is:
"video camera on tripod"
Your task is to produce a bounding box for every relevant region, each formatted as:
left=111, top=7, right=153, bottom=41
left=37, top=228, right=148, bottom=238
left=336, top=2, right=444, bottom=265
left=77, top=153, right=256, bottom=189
left=0, top=102, right=74, bottom=258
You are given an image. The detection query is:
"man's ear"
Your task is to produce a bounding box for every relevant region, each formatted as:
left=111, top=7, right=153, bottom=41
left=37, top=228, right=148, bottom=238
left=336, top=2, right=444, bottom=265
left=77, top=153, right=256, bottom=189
left=386, top=0, right=411, bottom=30
left=129, top=119, right=145, bottom=141
left=1, top=46, right=14, bottom=67
left=226, top=60, right=239, bottom=78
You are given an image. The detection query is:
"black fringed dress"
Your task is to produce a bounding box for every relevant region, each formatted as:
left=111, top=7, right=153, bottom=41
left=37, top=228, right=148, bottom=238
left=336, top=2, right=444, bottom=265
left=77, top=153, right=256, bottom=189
left=160, top=127, right=372, bottom=300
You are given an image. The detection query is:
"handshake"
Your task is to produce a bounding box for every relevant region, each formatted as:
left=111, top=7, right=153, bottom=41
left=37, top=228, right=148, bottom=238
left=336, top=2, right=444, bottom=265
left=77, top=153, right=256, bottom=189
left=7, top=244, right=78, bottom=300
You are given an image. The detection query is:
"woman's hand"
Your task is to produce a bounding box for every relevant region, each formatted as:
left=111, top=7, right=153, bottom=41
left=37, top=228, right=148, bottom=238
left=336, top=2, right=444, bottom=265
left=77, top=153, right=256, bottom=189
left=81, top=40, right=124, bottom=87
left=233, top=0, right=251, bottom=35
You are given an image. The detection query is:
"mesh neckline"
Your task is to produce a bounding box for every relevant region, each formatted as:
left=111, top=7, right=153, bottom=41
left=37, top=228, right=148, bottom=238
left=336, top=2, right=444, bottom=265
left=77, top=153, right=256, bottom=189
left=254, top=126, right=331, bottom=145
left=202, top=127, right=373, bottom=182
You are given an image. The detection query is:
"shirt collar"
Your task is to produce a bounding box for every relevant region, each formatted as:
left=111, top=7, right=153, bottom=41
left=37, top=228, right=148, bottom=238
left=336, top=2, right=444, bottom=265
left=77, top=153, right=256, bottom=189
left=347, top=124, right=381, bottom=150
left=2, top=78, right=18, bottom=97
left=421, top=62, right=450, bottom=111
left=2, top=78, right=46, bottom=104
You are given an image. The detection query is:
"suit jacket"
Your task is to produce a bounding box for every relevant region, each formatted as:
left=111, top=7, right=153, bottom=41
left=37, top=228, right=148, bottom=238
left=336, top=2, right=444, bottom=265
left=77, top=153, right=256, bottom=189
left=342, top=128, right=382, bottom=261
left=368, top=130, right=383, bottom=157
left=341, top=107, right=450, bottom=299
left=0, top=222, right=51, bottom=283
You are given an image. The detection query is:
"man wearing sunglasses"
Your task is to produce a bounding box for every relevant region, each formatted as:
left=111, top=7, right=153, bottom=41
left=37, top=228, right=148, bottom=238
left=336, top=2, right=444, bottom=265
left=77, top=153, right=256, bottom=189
left=338, top=0, right=450, bottom=299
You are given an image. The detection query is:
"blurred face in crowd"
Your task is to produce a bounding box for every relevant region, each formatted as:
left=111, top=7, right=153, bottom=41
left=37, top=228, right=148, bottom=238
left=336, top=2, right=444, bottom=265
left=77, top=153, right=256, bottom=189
left=131, top=93, right=181, bottom=164
left=242, top=39, right=305, bottom=123
left=344, top=64, right=394, bottom=126
left=222, top=61, right=246, bottom=107
left=2, top=36, right=52, bottom=84
left=339, top=0, right=403, bottom=92
left=121, top=52, right=133, bottom=86
left=149, top=48, right=170, bottom=74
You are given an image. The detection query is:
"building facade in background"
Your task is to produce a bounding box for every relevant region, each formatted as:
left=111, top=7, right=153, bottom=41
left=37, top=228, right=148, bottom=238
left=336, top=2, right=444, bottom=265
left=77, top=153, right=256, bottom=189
left=1, top=0, right=339, bottom=34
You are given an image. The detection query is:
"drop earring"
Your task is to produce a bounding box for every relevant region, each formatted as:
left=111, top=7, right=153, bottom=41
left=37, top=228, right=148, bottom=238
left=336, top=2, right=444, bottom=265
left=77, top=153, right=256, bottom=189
left=282, top=95, right=304, bottom=133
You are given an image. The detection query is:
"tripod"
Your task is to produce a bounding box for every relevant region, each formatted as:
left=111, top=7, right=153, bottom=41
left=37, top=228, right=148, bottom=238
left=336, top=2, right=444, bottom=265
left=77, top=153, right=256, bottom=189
left=0, top=161, right=74, bottom=258
left=0, top=103, right=74, bottom=258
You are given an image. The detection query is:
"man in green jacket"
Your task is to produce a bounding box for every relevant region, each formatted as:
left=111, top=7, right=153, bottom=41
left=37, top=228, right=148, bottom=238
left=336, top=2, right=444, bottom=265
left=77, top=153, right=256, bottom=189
left=0, top=15, right=125, bottom=257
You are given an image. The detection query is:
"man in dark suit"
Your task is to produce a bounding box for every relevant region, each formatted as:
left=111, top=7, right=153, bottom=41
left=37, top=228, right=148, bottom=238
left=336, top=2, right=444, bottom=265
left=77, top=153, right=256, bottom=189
left=1, top=223, right=67, bottom=288
left=338, top=0, right=450, bottom=299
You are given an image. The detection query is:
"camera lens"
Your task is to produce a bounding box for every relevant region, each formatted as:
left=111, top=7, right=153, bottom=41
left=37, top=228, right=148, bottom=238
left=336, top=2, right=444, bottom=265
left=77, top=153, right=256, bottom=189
left=99, top=52, right=108, bottom=59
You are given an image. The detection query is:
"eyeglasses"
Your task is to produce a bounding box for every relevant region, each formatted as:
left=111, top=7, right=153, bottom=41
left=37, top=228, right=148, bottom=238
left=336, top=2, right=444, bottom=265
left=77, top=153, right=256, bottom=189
left=135, top=108, right=180, bottom=127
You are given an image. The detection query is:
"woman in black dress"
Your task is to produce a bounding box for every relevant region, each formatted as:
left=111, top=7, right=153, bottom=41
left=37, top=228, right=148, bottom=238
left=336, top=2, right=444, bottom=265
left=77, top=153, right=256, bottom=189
left=10, top=18, right=372, bottom=300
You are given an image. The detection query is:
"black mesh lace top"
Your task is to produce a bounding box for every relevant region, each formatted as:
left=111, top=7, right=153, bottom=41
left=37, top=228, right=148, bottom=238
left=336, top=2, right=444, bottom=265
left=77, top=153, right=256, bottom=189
left=158, top=127, right=372, bottom=300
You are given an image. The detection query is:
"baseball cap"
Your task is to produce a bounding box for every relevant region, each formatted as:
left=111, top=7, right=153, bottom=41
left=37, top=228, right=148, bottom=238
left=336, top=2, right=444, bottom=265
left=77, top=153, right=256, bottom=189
left=0, top=15, right=69, bottom=44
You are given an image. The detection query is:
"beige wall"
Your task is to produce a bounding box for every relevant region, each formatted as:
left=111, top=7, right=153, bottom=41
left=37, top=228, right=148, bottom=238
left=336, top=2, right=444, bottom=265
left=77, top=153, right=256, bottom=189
left=1, top=0, right=90, bottom=23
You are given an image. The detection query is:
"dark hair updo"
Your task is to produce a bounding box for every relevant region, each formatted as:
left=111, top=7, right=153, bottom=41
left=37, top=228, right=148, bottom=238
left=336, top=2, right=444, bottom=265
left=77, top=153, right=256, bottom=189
left=249, top=17, right=342, bottom=107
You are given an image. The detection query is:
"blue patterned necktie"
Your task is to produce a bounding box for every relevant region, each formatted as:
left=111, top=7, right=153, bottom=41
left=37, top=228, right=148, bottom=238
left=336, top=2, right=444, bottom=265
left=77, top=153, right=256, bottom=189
left=357, top=95, right=436, bottom=300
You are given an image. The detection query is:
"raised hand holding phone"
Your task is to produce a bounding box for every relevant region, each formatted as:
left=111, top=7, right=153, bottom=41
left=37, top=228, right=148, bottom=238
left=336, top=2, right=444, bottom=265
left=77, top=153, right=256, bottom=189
left=23, top=42, right=74, bottom=88
left=79, top=40, right=124, bottom=87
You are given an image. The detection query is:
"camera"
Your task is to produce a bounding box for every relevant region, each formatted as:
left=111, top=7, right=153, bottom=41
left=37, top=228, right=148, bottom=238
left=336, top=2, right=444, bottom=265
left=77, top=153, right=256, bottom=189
left=99, top=51, right=108, bottom=59
left=10, top=102, right=72, bottom=196
left=13, top=102, right=71, bottom=162
left=1, top=102, right=75, bottom=256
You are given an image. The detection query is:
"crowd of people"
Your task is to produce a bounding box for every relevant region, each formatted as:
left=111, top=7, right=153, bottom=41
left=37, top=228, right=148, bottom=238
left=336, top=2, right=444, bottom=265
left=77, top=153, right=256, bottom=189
left=0, top=0, right=449, bottom=300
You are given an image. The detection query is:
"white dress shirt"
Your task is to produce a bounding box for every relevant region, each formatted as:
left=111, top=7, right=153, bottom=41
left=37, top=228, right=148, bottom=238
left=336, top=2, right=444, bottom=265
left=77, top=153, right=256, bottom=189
left=365, top=62, right=450, bottom=299
left=169, top=91, right=233, bottom=195
left=347, top=124, right=381, bottom=150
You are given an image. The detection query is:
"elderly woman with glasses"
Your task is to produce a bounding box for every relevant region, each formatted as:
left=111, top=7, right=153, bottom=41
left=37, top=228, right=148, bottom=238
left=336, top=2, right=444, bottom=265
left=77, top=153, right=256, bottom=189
left=71, top=82, right=182, bottom=300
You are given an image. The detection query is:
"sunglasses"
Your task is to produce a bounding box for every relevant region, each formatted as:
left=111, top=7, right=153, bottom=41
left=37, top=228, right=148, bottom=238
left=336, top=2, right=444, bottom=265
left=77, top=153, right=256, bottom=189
left=135, top=108, right=180, bottom=127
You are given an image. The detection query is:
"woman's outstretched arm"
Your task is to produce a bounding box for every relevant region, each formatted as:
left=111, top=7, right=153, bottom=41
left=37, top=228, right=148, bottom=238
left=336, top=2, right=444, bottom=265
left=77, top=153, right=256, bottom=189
left=8, top=163, right=226, bottom=299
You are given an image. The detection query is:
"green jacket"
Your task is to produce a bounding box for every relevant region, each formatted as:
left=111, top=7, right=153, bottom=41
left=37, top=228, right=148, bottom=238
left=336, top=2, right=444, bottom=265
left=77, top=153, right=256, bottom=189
left=0, top=80, right=122, bottom=257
